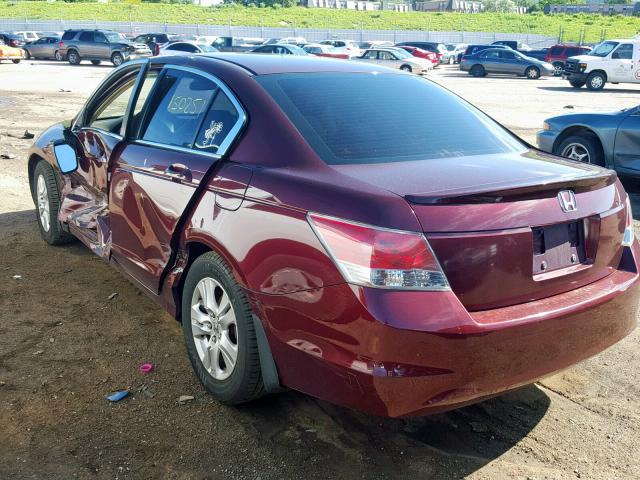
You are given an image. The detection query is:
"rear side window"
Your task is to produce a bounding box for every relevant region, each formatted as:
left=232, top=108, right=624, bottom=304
left=61, top=31, right=76, bottom=41
left=614, top=44, right=633, bottom=60
left=141, top=69, right=217, bottom=148
left=257, top=73, right=525, bottom=165
left=79, top=32, right=94, bottom=42
left=194, top=90, right=241, bottom=153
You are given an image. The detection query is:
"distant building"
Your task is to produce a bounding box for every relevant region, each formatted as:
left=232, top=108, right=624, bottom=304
left=544, top=3, right=640, bottom=15
left=415, top=0, right=483, bottom=12
left=305, top=0, right=409, bottom=10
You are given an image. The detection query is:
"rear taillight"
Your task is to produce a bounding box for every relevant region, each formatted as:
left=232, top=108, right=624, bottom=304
left=58, top=41, right=63, bottom=49
left=308, top=213, right=449, bottom=290
left=10, top=40, right=18, bottom=47
left=622, top=196, right=634, bottom=246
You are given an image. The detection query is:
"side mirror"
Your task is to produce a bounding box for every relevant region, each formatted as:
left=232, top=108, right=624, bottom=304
left=53, top=142, right=78, bottom=174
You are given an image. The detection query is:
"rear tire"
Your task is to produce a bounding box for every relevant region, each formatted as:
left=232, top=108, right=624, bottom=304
left=586, top=72, right=606, bottom=91
left=181, top=251, right=264, bottom=405
left=54, top=50, right=63, bottom=61
left=554, top=134, right=604, bottom=167
left=552, top=61, right=563, bottom=76
left=32, top=161, right=75, bottom=245
left=400, top=64, right=412, bottom=72
left=111, top=52, right=123, bottom=67
left=11, top=59, right=20, bottom=64
left=525, top=66, right=541, bottom=79
left=470, top=64, right=485, bottom=77
left=23, top=49, right=30, bottom=60
left=67, top=50, right=80, bottom=65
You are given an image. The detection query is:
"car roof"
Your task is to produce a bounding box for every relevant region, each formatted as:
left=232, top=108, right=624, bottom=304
left=152, top=53, right=395, bottom=76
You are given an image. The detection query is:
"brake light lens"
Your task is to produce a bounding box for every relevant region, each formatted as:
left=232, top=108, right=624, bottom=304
left=622, top=196, right=634, bottom=246
left=308, top=213, right=449, bottom=290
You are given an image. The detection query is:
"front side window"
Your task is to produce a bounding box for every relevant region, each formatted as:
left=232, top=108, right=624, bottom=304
left=86, top=74, right=138, bottom=134
left=94, top=32, right=107, bottom=43
left=502, top=51, right=517, bottom=60
left=589, top=41, right=619, bottom=57
left=140, top=69, right=217, bottom=148
left=257, top=72, right=526, bottom=165
left=362, top=50, right=377, bottom=59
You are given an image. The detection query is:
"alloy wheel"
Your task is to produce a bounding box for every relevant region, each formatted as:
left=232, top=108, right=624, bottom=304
left=36, top=174, right=50, bottom=232
left=190, top=277, right=238, bottom=380
left=590, top=75, right=604, bottom=89
left=561, top=143, right=590, bottom=163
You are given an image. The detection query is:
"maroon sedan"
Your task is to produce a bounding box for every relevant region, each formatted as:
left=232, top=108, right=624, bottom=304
left=28, top=55, right=638, bottom=417
left=399, top=45, right=439, bottom=66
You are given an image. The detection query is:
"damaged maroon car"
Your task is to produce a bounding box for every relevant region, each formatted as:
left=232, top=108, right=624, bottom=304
left=28, top=55, right=639, bottom=417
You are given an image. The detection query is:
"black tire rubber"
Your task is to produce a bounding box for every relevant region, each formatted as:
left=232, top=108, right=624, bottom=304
left=111, top=52, right=123, bottom=67
left=569, top=79, right=585, bottom=89
left=181, top=251, right=265, bottom=405
left=67, top=50, right=80, bottom=65
left=525, top=66, right=541, bottom=79
left=23, top=49, right=30, bottom=60
left=32, top=161, right=75, bottom=245
left=400, top=64, right=412, bottom=72
left=11, top=59, right=20, bottom=64
left=470, top=64, right=485, bottom=77
left=554, top=134, right=605, bottom=167
left=586, top=72, right=606, bottom=91
left=91, top=59, right=101, bottom=65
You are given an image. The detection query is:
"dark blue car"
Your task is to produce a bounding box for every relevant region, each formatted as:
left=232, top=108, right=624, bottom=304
left=537, top=106, right=640, bottom=177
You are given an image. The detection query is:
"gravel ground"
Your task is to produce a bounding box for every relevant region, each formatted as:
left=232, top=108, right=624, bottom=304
left=0, top=60, right=639, bottom=480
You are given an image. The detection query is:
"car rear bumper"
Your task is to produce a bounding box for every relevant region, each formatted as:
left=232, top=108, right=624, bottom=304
left=252, top=243, right=640, bottom=417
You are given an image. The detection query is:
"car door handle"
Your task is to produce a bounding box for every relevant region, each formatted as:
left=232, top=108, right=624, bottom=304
left=165, top=163, right=192, bottom=182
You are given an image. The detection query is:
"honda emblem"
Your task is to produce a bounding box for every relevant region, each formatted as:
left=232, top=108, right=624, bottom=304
left=558, top=190, right=577, bottom=213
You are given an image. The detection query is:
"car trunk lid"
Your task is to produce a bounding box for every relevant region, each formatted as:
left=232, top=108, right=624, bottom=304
left=332, top=150, right=625, bottom=310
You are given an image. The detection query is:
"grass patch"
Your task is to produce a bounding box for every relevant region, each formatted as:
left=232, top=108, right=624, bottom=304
left=2, top=2, right=640, bottom=43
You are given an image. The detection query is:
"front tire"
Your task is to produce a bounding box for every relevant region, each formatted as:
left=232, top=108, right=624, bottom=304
left=525, top=66, right=541, bottom=79
left=400, top=65, right=412, bottom=72
left=32, top=161, right=74, bottom=245
left=111, top=52, right=123, bottom=67
left=569, top=79, right=585, bottom=89
left=181, top=252, right=264, bottom=405
left=586, top=72, right=606, bottom=91
left=23, top=49, right=30, bottom=60
left=11, top=59, right=20, bottom=64
left=91, top=59, right=101, bottom=65
left=554, top=134, right=604, bottom=167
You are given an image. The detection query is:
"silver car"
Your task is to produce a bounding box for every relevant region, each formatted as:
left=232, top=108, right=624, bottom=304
left=354, top=47, right=433, bottom=75
left=23, top=36, right=63, bottom=61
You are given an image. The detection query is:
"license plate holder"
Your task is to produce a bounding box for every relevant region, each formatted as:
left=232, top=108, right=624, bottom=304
left=532, top=221, right=585, bottom=274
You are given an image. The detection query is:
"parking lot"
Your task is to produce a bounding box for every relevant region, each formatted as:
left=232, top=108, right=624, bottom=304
left=1, top=60, right=640, bottom=480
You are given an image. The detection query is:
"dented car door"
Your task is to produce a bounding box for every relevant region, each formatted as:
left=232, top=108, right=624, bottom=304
left=108, top=65, right=246, bottom=294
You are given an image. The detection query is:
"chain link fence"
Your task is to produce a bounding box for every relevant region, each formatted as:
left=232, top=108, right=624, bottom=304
left=0, top=18, right=559, bottom=47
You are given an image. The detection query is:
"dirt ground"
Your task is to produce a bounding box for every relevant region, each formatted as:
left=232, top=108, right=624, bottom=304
left=1, top=60, right=639, bottom=480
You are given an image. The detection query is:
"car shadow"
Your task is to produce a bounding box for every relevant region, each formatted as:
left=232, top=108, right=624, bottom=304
left=24, top=59, right=115, bottom=68
left=537, top=86, right=640, bottom=94
left=240, top=384, right=550, bottom=478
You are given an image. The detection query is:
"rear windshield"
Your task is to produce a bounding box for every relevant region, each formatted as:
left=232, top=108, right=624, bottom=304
left=256, top=73, right=525, bottom=165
